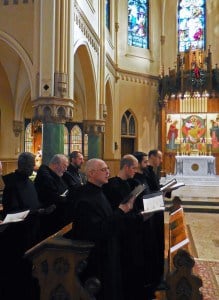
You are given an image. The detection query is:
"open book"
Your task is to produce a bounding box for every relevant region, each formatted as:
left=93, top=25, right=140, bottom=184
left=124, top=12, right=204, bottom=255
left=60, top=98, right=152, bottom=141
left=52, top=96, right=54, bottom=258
left=121, top=184, right=146, bottom=204
left=1, top=210, right=30, bottom=225
left=143, top=192, right=165, bottom=213
left=160, top=178, right=185, bottom=192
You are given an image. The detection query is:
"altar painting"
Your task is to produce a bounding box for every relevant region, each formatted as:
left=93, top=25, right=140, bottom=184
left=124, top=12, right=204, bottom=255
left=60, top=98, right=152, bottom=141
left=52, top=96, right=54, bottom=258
left=166, top=114, right=181, bottom=150
left=166, top=113, right=219, bottom=154
left=207, top=113, right=219, bottom=153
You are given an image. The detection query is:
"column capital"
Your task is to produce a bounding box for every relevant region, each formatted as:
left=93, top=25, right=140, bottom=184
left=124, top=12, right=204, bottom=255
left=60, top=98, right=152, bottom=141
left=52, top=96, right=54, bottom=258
left=13, top=120, right=23, bottom=137
left=83, top=120, right=105, bottom=134
left=32, top=97, right=76, bottom=124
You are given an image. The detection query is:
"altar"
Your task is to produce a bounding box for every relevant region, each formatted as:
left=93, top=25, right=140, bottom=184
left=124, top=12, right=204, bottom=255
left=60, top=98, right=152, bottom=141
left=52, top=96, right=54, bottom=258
left=175, top=155, right=216, bottom=176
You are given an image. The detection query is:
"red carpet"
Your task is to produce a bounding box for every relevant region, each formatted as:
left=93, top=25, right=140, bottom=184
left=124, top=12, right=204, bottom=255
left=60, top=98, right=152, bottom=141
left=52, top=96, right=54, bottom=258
left=194, top=259, right=219, bottom=300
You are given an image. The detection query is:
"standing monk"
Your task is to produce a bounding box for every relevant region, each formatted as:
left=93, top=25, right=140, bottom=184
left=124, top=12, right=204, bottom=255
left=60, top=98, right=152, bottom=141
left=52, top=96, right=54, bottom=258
left=69, top=158, right=135, bottom=300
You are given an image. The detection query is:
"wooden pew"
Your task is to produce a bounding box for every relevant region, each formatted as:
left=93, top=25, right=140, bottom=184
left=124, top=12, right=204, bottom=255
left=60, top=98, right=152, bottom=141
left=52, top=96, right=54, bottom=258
left=25, top=223, right=100, bottom=300
left=165, top=206, right=203, bottom=300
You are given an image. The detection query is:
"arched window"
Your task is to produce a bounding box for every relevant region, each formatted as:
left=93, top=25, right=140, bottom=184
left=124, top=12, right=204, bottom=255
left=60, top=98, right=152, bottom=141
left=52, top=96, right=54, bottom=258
left=121, top=110, right=136, bottom=136
left=128, top=0, right=149, bottom=49
left=178, top=0, right=206, bottom=52
left=24, top=120, right=33, bottom=152
left=64, top=123, right=88, bottom=157
left=121, top=110, right=136, bottom=156
left=64, top=126, right=69, bottom=156
left=70, top=125, right=83, bottom=152
left=106, top=0, right=110, bottom=30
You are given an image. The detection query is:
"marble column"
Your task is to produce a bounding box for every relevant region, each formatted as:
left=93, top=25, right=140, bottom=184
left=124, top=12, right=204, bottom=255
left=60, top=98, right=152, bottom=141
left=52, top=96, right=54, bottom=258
left=83, top=120, right=105, bottom=159
left=33, top=97, right=74, bottom=164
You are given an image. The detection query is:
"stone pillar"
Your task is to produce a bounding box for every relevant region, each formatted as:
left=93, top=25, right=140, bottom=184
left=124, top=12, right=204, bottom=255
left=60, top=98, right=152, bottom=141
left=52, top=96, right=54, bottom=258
left=32, top=0, right=75, bottom=164
left=33, top=97, right=74, bottom=164
left=99, top=0, right=106, bottom=119
left=83, top=120, right=105, bottom=159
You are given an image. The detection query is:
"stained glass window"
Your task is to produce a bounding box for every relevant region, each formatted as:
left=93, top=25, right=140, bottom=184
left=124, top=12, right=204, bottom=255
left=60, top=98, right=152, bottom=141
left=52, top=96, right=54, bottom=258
left=128, top=0, right=149, bottom=49
left=64, top=126, right=69, bottom=156
left=70, top=125, right=83, bottom=152
left=24, top=121, right=33, bottom=152
left=106, top=0, right=110, bottom=30
left=178, top=0, right=206, bottom=52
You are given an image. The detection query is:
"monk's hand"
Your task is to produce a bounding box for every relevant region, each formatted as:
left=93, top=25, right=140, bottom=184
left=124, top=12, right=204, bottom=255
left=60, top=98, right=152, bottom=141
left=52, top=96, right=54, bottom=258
left=119, top=195, right=135, bottom=213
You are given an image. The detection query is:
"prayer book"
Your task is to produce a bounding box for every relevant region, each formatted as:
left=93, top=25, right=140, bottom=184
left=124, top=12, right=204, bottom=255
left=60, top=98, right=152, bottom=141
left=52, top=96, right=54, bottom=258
left=1, top=210, right=30, bottom=225
left=160, top=178, right=185, bottom=192
left=143, top=192, right=165, bottom=213
left=121, top=184, right=146, bottom=204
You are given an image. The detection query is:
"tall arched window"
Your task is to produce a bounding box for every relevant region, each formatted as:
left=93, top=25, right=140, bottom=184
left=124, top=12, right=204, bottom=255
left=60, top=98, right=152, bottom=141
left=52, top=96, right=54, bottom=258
left=64, top=123, right=88, bottom=157
left=70, top=125, right=83, bottom=152
left=128, top=0, right=149, bottom=49
left=121, top=110, right=136, bottom=136
left=64, top=126, right=69, bottom=156
left=178, top=0, right=206, bottom=52
left=106, top=0, right=110, bottom=30
left=24, top=120, right=33, bottom=152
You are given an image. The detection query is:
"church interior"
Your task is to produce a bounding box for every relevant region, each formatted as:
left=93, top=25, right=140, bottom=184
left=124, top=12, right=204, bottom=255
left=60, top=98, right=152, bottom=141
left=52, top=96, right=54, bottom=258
left=0, top=0, right=219, bottom=299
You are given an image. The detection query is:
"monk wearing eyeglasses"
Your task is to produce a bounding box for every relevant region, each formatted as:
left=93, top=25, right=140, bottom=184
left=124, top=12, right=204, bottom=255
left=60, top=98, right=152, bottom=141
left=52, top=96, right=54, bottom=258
left=68, top=158, right=135, bottom=300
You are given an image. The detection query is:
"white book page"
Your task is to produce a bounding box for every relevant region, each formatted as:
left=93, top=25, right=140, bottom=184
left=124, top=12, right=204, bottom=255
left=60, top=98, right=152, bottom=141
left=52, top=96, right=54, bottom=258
left=2, top=210, right=30, bottom=224
left=143, top=194, right=164, bottom=213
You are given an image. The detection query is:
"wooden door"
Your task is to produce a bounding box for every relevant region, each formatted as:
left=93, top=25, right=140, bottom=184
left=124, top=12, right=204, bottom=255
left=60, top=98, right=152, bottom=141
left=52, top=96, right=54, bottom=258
left=121, top=137, right=135, bottom=156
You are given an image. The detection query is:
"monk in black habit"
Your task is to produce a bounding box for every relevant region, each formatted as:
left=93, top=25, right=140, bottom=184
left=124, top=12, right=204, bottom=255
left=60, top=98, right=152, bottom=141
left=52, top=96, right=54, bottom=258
left=144, top=150, right=166, bottom=290
left=69, top=158, right=135, bottom=300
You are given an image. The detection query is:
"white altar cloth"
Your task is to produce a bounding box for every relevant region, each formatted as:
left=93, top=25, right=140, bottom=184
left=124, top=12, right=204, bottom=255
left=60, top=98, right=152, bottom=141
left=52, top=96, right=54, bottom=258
left=175, top=155, right=216, bottom=176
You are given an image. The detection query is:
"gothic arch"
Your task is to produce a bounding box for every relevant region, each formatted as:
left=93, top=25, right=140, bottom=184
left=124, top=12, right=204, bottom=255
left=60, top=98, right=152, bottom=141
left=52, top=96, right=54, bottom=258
left=121, top=109, right=137, bottom=136
left=0, top=30, right=33, bottom=97
left=74, top=41, right=97, bottom=120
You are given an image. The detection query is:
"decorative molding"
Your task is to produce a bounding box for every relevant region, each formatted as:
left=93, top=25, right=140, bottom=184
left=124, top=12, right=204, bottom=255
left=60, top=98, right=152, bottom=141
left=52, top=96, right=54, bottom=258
left=117, top=68, right=158, bottom=86
left=74, top=1, right=100, bottom=53
left=32, top=97, right=76, bottom=124
left=54, top=73, right=69, bottom=98
left=53, top=257, right=70, bottom=276
left=1, top=0, right=33, bottom=5
left=83, top=119, right=105, bottom=134
left=13, top=120, right=23, bottom=137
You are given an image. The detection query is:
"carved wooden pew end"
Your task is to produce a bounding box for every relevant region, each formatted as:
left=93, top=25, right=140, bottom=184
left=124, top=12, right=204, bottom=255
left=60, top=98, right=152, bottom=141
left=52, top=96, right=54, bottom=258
left=25, top=224, right=100, bottom=300
left=165, top=207, right=203, bottom=300
left=166, top=249, right=203, bottom=300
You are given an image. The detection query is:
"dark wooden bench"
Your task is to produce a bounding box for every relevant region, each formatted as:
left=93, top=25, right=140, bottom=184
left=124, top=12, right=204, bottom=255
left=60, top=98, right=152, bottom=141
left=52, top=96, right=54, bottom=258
left=165, top=206, right=203, bottom=300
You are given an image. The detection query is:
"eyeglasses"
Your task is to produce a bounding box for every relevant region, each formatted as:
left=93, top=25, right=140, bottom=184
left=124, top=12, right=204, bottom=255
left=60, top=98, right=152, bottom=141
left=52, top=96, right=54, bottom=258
left=92, top=167, right=110, bottom=172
